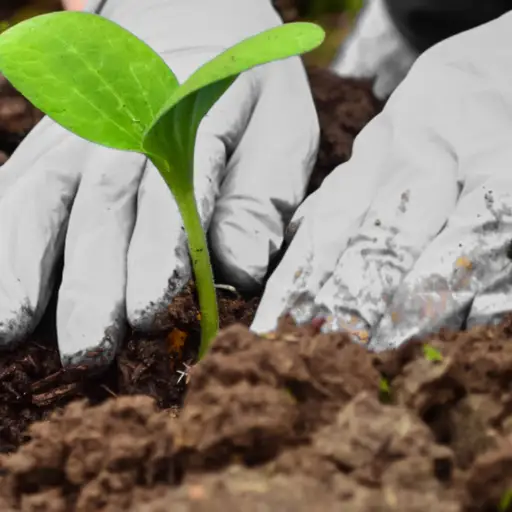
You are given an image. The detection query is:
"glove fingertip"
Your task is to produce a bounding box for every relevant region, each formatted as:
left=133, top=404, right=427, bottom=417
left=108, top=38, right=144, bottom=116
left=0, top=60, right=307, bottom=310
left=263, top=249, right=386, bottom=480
left=57, top=330, right=123, bottom=373
left=57, top=290, right=126, bottom=370
left=127, top=300, right=175, bottom=332
left=59, top=327, right=123, bottom=370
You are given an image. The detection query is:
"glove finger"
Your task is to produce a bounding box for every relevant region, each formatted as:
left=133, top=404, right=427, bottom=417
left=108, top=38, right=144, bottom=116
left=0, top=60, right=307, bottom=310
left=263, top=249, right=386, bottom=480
left=250, top=109, right=395, bottom=334
left=0, top=122, right=86, bottom=347
left=126, top=73, right=256, bottom=329
left=373, top=171, right=512, bottom=351
left=57, top=147, right=145, bottom=368
left=209, top=59, right=319, bottom=291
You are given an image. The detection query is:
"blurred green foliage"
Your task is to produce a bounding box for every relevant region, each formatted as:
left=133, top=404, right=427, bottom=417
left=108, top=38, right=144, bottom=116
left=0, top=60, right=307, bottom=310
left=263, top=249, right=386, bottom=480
left=296, top=0, right=363, bottom=67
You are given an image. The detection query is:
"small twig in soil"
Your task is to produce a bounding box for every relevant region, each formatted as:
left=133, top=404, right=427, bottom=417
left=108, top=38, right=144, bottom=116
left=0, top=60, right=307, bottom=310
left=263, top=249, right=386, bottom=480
left=176, top=362, right=192, bottom=384
left=30, top=365, right=89, bottom=394
left=32, top=342, right=52, bottom=352
left=100, top=384, right=118, bottom=398
left=132, top=362, right=149, bottom=382
left=31, top=370, right=67, bottom=394
left=0, top=364, right=17, bottom=382
left=32, top=383, right=82, bottom=407
left=2, top=381, right=23, bottom=401
left=22, top=354, right=38, bottom=371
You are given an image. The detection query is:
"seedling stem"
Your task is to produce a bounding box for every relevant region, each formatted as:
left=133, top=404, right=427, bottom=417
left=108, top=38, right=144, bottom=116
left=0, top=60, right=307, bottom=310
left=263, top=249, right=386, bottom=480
left=168, top=182, right=219, bottom=359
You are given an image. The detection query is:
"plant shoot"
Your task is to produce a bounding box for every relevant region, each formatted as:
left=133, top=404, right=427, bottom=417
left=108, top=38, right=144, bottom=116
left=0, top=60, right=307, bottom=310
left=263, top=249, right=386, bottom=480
left=378, top=377, right=392, bottom=404
left=0, top=12, right=325, bottom=359
left=422, top=344, right=443, bottom=363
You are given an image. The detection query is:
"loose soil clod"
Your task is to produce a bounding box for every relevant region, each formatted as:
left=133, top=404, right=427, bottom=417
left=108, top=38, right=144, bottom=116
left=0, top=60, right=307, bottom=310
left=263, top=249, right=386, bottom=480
left=4, top=37, right=512, bottom=511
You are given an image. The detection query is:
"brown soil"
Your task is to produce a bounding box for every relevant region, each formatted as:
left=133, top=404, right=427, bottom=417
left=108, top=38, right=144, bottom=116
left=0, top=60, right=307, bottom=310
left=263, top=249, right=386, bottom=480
left=0, top=75, right=43, bottom=165
left=305, top=67, right=380, bottom=195
left=4, top=319, right=512, bottom=511
left=4, top=22, right=512, bottom=511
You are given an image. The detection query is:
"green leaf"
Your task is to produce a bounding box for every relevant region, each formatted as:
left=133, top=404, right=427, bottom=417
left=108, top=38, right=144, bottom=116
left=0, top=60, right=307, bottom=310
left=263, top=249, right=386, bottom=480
left=142, top=22, right=325, bottom=186
left=378, top=377, right=392, bottom=404
left=422, top=344, right=443, bottom=363
left=0, top=11, right=179, bottom=151
left=379, top=378, right=390, bottom=394
left=154, top=22, right=325, bottom=123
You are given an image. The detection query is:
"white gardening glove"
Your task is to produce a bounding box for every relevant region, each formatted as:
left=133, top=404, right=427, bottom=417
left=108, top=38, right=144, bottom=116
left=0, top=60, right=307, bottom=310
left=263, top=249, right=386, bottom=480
left=330, top=0, right=418, bottom=99
left=252, top=11, right=512, bottom=351
left=0, top=0, right=319, bottom=367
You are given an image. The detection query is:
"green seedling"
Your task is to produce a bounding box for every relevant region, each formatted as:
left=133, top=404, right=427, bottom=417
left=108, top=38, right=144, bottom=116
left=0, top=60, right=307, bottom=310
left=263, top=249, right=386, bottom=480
left=499, top=489, right=512, bottom=512
left=0, top=12, right=325, bottom=359
left=379, top=377, right=392, bottom=404
left=422, top=344, right=443, bottom=363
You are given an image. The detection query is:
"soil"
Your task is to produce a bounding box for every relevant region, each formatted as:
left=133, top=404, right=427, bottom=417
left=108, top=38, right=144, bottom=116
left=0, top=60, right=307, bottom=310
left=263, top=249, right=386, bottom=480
left=0, top=75, right=43, bottom=165
left=4, top=320, right=512, bottom=511
left=3, top=18, right=512, bottom=511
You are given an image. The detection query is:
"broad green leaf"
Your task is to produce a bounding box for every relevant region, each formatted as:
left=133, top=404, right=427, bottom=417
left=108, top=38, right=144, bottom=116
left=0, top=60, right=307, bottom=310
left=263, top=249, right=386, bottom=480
left=0, top=11, right=179, bottom=151
left=143, top=22, right=325, bottom=186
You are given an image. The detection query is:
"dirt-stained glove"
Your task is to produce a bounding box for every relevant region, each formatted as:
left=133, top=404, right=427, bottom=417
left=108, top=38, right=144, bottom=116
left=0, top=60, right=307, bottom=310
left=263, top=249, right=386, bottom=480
left=330, top=0, right=417, bottom=99
left=252, top=11, right=512, bottom=351
left=0, top=0, right=319, bottom=367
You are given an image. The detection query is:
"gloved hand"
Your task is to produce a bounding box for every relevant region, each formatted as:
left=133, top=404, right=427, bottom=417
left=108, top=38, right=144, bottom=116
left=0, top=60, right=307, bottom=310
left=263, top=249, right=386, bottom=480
left=330, top=0, right=418, bottom=99
left=252, top=11, right=512, bottom=351
left=0, top=0, right=319, bottom=367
